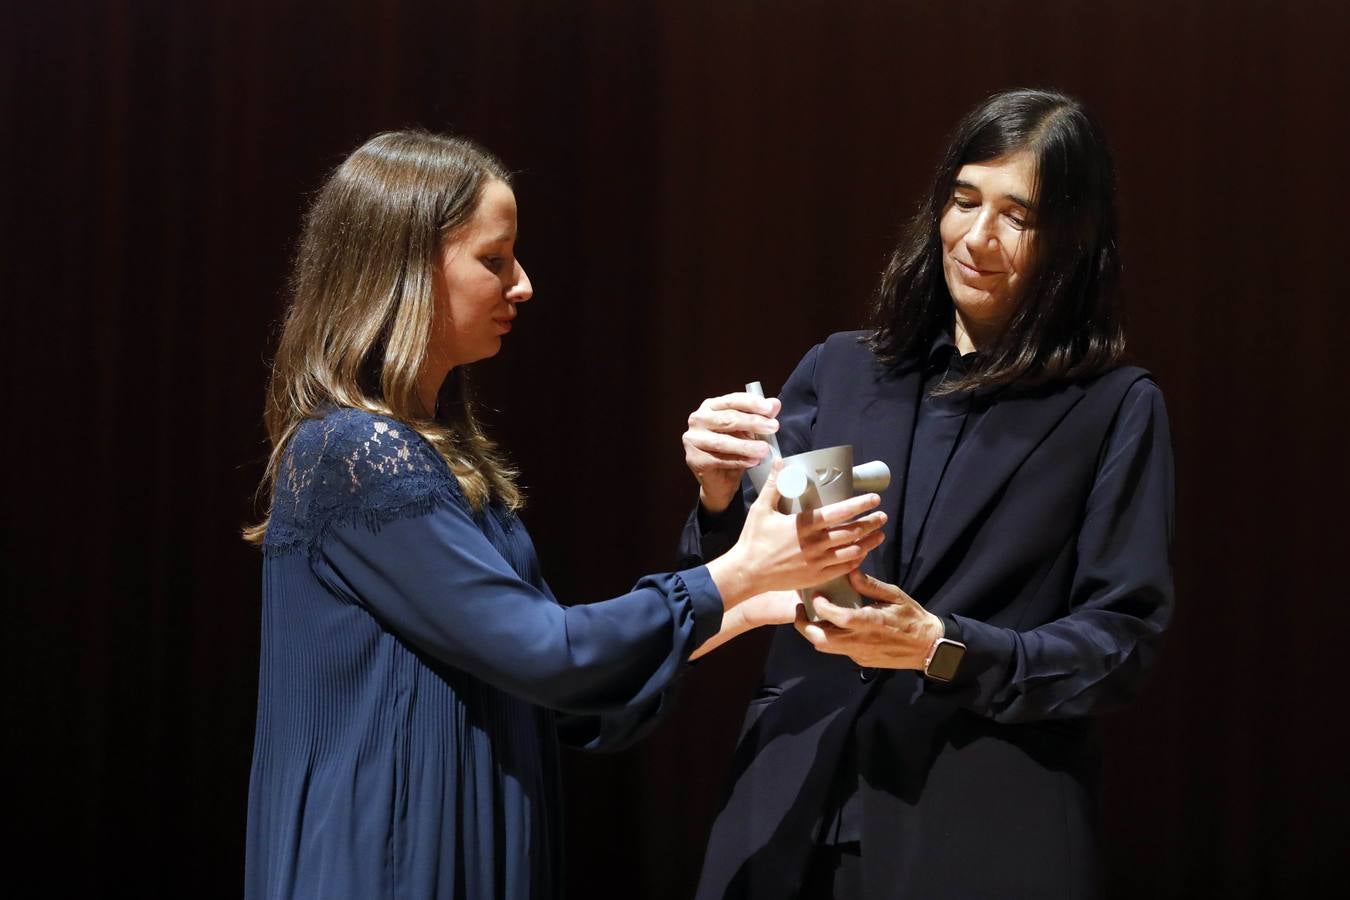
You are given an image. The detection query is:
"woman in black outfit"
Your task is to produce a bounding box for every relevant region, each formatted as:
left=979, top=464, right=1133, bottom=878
left=680, top=88, right=1175, bottom=899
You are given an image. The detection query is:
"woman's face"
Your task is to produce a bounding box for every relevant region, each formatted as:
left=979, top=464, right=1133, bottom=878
left=939, top=150, right=1037, bottom=339
left=429, top=179, right=533, bottom=371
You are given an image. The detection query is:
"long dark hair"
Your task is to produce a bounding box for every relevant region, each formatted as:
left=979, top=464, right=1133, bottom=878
left=869, top=88, right=1126, bottom=391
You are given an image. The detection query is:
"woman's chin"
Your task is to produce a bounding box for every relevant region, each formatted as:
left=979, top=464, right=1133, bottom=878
left=952, top=287, right=1010, bottom=318
left=479, top=339, right=504, bottom=363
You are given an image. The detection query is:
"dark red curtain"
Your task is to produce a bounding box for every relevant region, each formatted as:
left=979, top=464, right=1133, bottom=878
left=6, top=1, right=1347, bottom=896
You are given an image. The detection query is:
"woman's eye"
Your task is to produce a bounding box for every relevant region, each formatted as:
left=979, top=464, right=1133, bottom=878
left=482, top=256, right=504, bottom=273
left=954, top=197, right=978, bottom=210
left=1006, top=215, right=1027, bottom=230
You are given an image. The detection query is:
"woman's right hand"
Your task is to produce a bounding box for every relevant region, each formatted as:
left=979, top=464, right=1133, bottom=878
left=682, top=392, right=782, bottom=514
left=705, top=462, right=886, bottom=609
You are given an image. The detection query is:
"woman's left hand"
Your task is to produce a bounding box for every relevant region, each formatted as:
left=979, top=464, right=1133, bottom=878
left=737, top=590, right=802, bottom=629
left=795, top=570, right=944, bottom=669
left=689, top=590, right=801, bottom=661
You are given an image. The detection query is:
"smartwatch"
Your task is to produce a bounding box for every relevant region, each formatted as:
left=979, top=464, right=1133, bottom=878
left=923, top=616, right=967, bottom=683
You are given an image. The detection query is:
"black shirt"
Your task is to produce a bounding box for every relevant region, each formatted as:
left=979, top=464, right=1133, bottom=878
left=822, top=331, right=981, bottom=844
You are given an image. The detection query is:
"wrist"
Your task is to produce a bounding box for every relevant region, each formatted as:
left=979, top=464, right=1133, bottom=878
left=922, top=614, right=967, bottom=683
left=721, top=601, right=749, bottom=631
left=705, top=546, right=754, bottom=609
left=699, top=485, right=735, bottom=515
left=929, top=613, right=947, bottom=646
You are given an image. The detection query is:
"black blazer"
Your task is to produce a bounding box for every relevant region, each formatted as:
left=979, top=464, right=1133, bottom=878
left=681, top=331, right=1175, bottom=899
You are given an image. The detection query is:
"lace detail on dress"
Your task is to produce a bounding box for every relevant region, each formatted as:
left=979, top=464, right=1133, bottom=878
left=263, top=408, right=466, bottom=557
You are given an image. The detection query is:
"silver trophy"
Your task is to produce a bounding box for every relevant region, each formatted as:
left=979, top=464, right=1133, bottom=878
left=745, top=382, right=891, bottom=621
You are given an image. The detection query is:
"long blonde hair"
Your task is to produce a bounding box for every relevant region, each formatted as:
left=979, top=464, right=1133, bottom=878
left=244, top=130, right=522, bottom=545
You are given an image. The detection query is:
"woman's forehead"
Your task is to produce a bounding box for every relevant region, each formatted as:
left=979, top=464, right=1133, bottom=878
left=454, top=181, right=517, bottom=245
left=955, top=150, right=1037, bottom=196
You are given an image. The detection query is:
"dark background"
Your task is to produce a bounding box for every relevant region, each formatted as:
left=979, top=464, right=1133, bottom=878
left=6, top=1, right=1348, bottom=896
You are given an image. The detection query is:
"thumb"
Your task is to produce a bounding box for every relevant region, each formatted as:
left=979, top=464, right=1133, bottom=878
left=847, top=568, right=906, bottom=604
left=753, top=458, right=785, bottom=512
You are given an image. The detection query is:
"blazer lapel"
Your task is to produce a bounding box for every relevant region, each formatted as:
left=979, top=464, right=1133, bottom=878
left=845, top=360, right=923, bottom=585
left=907, top=381, right=1086, bottom=593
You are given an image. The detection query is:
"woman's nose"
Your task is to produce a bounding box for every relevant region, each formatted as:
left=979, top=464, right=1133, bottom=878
left=508, top=261, right=533, bottom=302
left=964, top=211, right=1000, bottom=254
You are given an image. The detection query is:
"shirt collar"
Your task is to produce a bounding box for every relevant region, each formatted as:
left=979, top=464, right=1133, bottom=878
left=925, top=330, right=981, bottom=379
left=923, top=330, right=958, bottom=374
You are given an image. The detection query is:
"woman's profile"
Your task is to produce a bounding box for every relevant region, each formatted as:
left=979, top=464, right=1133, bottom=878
left=243, top=130, right=885, bottom=899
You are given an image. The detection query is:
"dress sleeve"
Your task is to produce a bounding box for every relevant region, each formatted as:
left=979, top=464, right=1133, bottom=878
left=313, top=490, right=725, bottom=718
left=931, top=378, right=1176, bottom=722
left=676, top=343, right=823, bottom=567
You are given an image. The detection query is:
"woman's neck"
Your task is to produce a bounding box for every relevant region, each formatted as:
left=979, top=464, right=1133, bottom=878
left=952, top=312, right=1005, bottom=355
left=415, top=366, right=450, bottom=418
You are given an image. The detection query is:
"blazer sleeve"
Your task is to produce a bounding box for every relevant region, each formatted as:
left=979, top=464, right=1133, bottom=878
left=934, top=378, right=1176, bottom=722
left=676, top=343, right=823, bottom=567
left=313, top=497, right=725, bottom=720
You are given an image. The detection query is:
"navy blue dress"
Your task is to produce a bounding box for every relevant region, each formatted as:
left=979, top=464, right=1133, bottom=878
left=246, top=408, right=724, bottom=899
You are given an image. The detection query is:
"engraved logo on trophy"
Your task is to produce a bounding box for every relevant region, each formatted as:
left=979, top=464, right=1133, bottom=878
left=814, top=466, right=844, bottom=487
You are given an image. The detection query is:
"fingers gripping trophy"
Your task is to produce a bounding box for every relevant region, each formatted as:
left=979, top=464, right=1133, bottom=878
left=743, top=382, right=891, bottom=620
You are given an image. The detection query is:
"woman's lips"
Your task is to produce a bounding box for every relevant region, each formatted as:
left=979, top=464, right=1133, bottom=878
left=493, top=318, right=513, bottom=334
left=954, top=257, right=1002, bottom=278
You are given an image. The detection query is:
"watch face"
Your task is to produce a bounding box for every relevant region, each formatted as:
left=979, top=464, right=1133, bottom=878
left=927, top=640, right=965, bottom=682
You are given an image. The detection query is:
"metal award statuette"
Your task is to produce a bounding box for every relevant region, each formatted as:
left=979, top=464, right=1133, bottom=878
left=744, top=382, right=891, bottom=621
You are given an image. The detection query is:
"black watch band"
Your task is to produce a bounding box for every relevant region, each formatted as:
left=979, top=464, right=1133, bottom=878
left=939, top=614, right=963, bottom=643
left=923, top=616, right=967, bottom=683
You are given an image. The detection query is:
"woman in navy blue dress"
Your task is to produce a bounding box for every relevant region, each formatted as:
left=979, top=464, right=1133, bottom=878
left=242, top=131, right=887, bottom=899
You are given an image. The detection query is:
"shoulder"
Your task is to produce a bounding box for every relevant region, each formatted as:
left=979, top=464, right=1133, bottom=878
left=265, top=407, right=462, bottom=555
left=817, top=330, right=874, bottom=363
left=1078, top=365, right=1167, bottom=419
left=1075, top=366, right=1172, bottom=465
left=778, top=331, right=896, bottom=409
left=775, top=331, right=873, bottom=400
left=283, top=408, right=450, bottom=496
left=790, top=330, right=878, bottom=381
left=297, top=407, right=446, bottom=475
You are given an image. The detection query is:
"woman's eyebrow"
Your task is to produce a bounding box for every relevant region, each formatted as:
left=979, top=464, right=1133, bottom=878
left=953, top=179, right=1032, bottom=210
